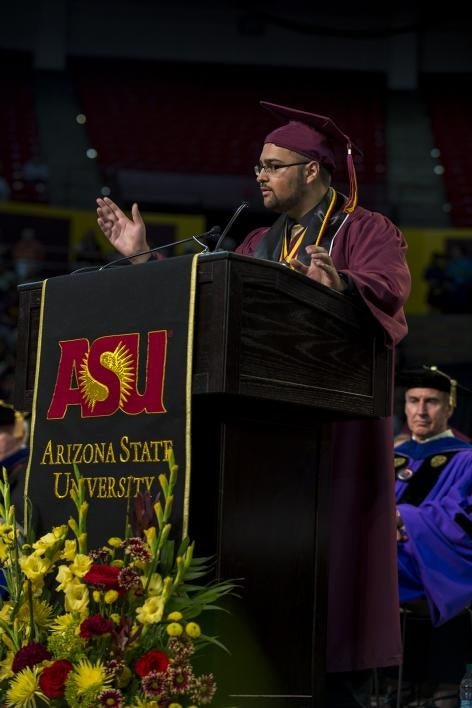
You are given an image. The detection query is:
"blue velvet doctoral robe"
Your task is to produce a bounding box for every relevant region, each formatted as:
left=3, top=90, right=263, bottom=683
left=395, top=436, right=472, bottom=626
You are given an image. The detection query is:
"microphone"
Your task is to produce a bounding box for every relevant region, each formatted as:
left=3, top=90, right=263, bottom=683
left=213, top=201, right=250, bottom=252
left=98, top=225, right=222, bottom=271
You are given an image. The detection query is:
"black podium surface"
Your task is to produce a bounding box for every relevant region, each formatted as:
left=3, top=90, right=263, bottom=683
left=15, top=253, right=392, bottom=707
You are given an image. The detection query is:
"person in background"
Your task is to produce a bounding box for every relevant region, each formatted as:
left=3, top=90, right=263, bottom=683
left=0, top=162, right=11, bottom=203
left=423, top=250, right=448, bottom=313
left=96, top=100, right=411, bottom=707
left=0, top=400, right=30, bottom=530
left=394, top=366, right=472, bottom=707
left=443, top=243, right=472, bottom=313
left=12, top=227, right=46, bottom=282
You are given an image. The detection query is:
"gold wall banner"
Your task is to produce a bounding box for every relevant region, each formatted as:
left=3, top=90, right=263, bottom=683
left=25, top=255, right=198, bottom=547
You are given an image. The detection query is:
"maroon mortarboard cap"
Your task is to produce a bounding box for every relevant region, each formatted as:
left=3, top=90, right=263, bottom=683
left=260, top=101, right=360, bottom=213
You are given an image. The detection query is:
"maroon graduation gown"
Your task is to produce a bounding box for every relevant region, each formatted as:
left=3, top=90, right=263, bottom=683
left=236, top=204, right=411, bottom=672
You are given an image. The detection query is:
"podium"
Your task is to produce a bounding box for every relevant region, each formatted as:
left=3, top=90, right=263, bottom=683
left=15, top=253, right=391, bottom=708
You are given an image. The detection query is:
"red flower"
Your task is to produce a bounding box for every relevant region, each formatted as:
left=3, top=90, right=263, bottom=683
left=80, top=614, right=114, bottom=639
left=39, top=660, right=73, bottom=698
left=83, top=564, right=121, bottom=589
left=12, top=641, right=51, bottom=673
left=134, top=649, right=170, bottom=677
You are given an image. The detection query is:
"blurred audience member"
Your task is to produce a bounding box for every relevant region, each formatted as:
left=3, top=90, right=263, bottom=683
left=423, top=251, right=448, bottom=312
left=0, top=162, right=11, bottom=203
left=72, top=228, right=103, bottom=270
left=12, top=227, right=45, bottom=282
left=443, top=243, right=472, bottom=313
left=0, top=400, right=30, bottom=527
left=21, top=155, right=49, bottom=184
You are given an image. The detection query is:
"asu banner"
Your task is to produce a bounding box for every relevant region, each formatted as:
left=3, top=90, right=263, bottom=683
left=25, top=254, right=198, bottom=547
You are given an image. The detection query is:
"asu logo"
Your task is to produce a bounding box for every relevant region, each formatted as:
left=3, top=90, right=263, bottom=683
left=47, top=331, right=167, bottom=419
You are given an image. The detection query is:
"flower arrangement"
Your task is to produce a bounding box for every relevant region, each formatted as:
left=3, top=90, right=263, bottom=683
left=0, top=451, right=235, bottom=707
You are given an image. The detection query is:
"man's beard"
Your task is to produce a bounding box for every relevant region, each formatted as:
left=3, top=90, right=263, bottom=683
left=265, top=181, right=305, bottom=214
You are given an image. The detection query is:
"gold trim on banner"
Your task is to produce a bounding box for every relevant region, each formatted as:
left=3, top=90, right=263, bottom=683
left=182, top=254, right=199, bottom=539
left=23, top=279, right=48, bottom=535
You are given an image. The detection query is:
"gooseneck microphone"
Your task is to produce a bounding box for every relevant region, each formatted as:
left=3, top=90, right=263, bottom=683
left=213, top=201, right=250, bottom=252
left=97, top=225, right=222, bottom=271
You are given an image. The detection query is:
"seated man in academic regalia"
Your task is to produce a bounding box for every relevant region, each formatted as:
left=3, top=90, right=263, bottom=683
left=394, top=366, right=472, bottom=707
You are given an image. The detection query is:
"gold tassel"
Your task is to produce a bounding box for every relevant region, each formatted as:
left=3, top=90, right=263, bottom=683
left=343, top=146, right=358, bottom=214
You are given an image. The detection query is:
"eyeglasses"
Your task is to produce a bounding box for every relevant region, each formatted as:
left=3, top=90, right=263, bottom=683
left=254, top=161, right=310, bottom=177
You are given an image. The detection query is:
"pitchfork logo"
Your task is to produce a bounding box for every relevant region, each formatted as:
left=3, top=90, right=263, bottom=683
left=47, top=331, right=168, bottom=419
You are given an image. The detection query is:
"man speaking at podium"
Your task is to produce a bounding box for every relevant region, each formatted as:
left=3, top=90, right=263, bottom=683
left=97, top=101, right=411, bottom=707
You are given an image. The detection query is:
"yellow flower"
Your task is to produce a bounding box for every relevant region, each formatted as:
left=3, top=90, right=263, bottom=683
left=50, top=613, right=76, bottom=632
left=61, top=538, right=77, bottom=560
left=135, top=595, right=165, bottom=625
left=166, top=622, right=183, bottom=637
left=0, top=603, right=12, bottom=621
left=143, top=526, right=156, bottom=546
left=69, top=552, right=93, bottom=577
left=0, top=524, right=15, bottom=561
left=33, top=524, right=67, bottom=553
left=18, top=552, right=50, bottom=582
left=56, top=563, right=74, bottom=591
left=6, top=666, right=47, bottom=707
left=67, top=658, right=111, bottom=695
left=167, top=611, right=183, bottom=621
left=17, top=598, right=54, bottom=629
left=0, top=652, right=14, bottom=681
left=107, top=536, right=123, bottom=548
left=169, top=704, right=183, bottom=708
left=104, top=589, right=119, bottom=604
left=93, top=590, right=101, bottom=602
left=185, top=621, right=201, bottom=638
left=143, top=572, right=163, bottom=596
left=0, top=542, right=9, bottom=561
left=64, top=577, right=89, bottom=614
left=0, top=523, right=15, bottom=542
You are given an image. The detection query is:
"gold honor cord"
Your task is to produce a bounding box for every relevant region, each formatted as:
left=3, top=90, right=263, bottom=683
left=23, top=278, right=48, bottom=535
left=279, top=187, right=337, bottom=267
left=182, top=254, right=199, bottom=539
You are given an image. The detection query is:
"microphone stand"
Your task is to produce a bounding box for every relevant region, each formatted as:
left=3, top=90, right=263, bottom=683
left=96, top=226, right=221, bottom=271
